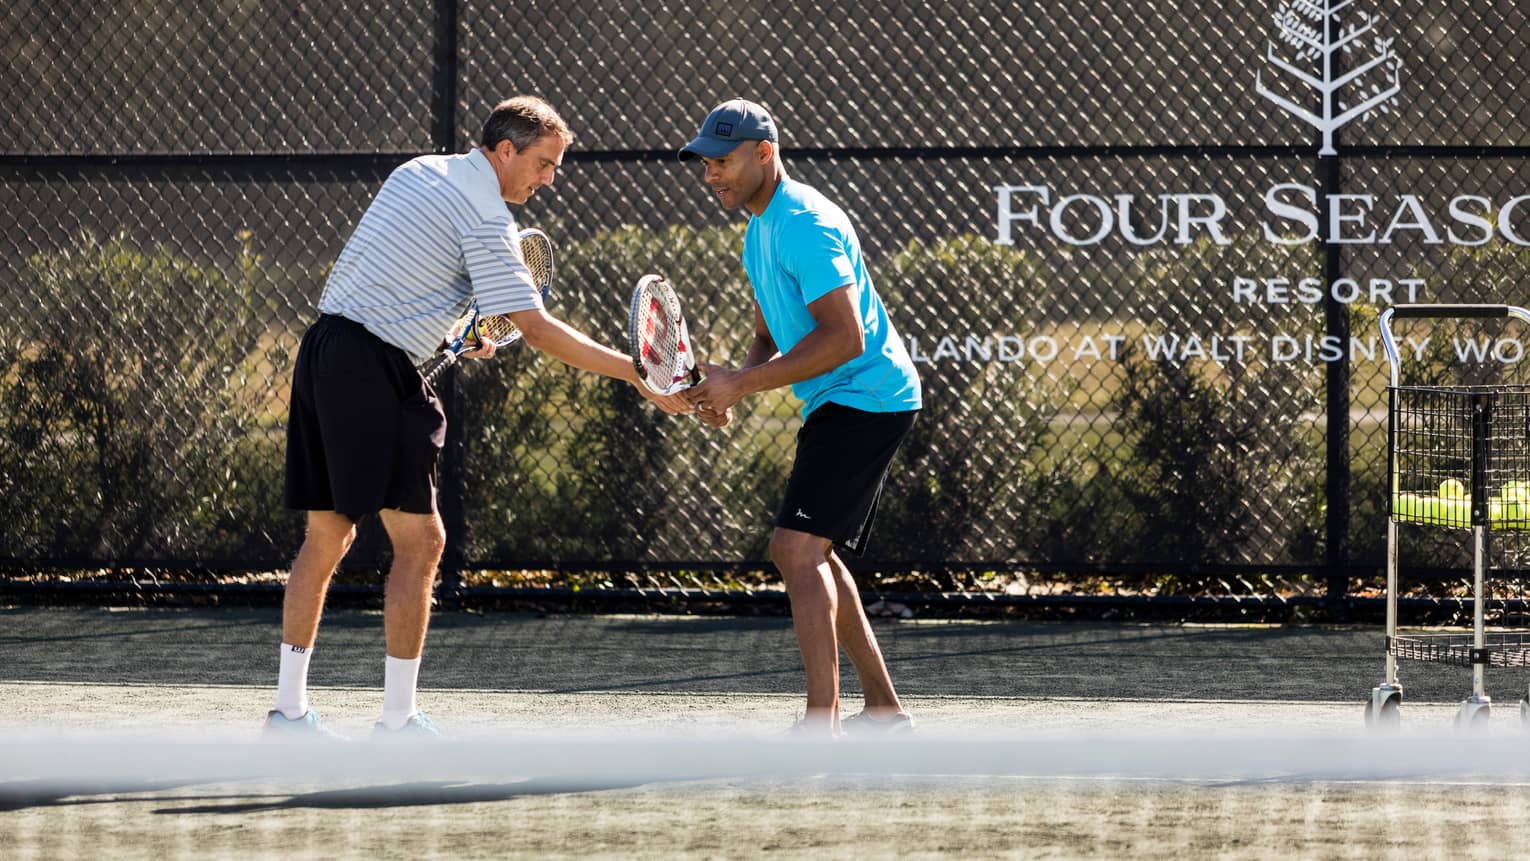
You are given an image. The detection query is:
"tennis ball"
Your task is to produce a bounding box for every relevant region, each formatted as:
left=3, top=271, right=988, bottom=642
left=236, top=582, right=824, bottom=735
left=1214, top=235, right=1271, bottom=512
left=1414, top=496, right=1439, bottom=522
left=1503, top=481, right=1530, bottom=502
left=1393, top=492, right=1422, bottom=520
left=1442, top=498, right=1471, bottom=526
left=1502, top=499, right=1525, bottom=526
left=1419, top=496, right=1469, bottom=525
left=1439, top=478, right=1467, bottom=499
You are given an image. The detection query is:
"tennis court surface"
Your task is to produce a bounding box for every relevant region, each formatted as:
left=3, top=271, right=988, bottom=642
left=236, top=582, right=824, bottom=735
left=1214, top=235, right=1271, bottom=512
left=5, top=607, right=1530, bottom=859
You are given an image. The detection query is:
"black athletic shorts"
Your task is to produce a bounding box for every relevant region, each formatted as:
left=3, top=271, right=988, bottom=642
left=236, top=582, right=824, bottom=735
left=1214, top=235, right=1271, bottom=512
left=283, top=314, right=446, bottom=520
left=774, top=402, right=919, bottom=556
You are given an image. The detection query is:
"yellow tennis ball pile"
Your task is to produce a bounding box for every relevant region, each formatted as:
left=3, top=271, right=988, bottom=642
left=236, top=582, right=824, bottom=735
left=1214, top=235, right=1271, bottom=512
left=1392, top=492, right=1422, bottom=519
left=1494, top=481, right=1529, bottom=527
left=1392, top=479, right=1530, bottom=529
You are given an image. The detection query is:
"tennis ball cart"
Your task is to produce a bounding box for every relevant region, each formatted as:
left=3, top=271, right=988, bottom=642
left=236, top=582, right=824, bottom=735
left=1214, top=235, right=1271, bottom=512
left=1368, top=304, right=1530, bottom=729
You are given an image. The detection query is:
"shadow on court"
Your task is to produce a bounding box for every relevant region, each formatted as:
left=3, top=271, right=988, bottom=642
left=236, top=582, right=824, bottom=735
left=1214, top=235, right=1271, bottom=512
left=164, top=778, right=656, bottom=813
left=1, top=777, right=656, bottom=813
left=0, top=779, right=200, bottom=812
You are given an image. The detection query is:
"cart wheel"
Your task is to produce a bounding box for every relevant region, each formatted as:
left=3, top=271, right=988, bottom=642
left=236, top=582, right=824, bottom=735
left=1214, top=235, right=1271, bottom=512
left=1365, top=695, right=1401, bottom=729
left=1456, top=700, right=1491, bottom=729
left=1377, top=697, right=1401, bottom=728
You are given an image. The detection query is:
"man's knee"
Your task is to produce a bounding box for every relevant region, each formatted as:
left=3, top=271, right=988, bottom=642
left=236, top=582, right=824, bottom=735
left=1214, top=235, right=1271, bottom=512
left=304, top=512, right=357, bottom=553
left=770, top=529, right=830, bottom=577
left=385, top=512, right=447, bottom=567
left=415, top=519, right=447, bottom=555
left=401, top=528, right=446, bottom=567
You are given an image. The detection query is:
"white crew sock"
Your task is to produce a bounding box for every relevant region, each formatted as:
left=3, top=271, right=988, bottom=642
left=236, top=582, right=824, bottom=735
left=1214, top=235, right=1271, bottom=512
left=274, top=643, right=313, bottom=720
left=381, top=655, right=422, bottom=730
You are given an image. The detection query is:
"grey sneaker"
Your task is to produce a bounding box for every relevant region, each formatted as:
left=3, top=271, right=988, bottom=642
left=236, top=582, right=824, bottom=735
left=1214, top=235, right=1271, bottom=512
left=263, top=709, right=347, bottom=742
left=371, top=711, right=444, bottom=742
left=841, top=710, right=916, bottom=735
left=785, top=713, right=840, bottom=739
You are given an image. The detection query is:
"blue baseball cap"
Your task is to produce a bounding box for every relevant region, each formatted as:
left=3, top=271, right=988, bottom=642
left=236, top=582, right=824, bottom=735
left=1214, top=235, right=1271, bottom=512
left=678, top=99, right=778, bottom=161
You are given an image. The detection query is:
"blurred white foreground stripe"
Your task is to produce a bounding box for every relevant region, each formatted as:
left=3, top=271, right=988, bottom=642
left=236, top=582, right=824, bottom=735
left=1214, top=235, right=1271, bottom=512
left=5, top=730, right=1530, bottom=789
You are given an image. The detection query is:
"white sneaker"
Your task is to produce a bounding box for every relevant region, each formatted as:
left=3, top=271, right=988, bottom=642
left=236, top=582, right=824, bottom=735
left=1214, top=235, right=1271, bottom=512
left=262, top=709, right=347, bottom=742
left=371, top=711, right=444, bottom=742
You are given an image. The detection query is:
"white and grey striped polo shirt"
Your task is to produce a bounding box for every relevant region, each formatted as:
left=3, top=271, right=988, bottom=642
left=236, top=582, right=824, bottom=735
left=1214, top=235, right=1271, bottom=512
left=318, top=148, right=541, bottom=363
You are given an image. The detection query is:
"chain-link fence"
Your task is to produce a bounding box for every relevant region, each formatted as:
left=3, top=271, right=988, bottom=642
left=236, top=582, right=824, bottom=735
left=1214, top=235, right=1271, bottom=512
left=4, top=1, right=1530, bottom=613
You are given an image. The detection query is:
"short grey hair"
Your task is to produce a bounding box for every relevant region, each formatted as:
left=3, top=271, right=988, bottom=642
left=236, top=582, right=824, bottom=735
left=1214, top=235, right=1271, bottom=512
left=480, top=96, right=574, bottom=151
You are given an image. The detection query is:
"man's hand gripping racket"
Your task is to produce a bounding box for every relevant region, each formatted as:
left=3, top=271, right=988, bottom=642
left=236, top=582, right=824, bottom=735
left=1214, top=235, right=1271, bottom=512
left=419, top=228, right=555, bottom=385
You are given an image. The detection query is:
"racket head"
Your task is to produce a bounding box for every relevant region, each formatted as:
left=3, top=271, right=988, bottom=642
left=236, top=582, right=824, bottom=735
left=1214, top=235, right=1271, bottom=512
left=472, top=313, right=523, bottom=347
left=464, top=229, right=557, bottom=350
left=518, top=228, right=555, bottom=302
left=627, top=274, right=698, bottom=395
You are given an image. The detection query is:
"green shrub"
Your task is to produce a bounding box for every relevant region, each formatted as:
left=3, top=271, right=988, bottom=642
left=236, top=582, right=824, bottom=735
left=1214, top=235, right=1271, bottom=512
left=870, top=235, right=1081, bottom=570
left=0, top=232, right=301, bottom=560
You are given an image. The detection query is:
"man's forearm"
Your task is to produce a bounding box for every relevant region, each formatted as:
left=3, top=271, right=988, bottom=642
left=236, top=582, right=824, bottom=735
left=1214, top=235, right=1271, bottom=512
left=742, top=333, right=777, bottom=370
left=734, top=325, right=861, bottom=397
left=523, top=314, right=637, bottom=383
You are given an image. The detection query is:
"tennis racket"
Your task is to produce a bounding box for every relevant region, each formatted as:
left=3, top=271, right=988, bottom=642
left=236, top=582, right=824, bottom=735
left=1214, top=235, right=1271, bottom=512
left=419, top=228, right=554, bottom=385
left=628, top=273, right=702, bottom=395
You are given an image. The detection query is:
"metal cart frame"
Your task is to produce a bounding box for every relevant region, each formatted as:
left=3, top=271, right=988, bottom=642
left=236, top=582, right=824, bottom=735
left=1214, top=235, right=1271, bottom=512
left=1369, top=304, right=1530, bottom=728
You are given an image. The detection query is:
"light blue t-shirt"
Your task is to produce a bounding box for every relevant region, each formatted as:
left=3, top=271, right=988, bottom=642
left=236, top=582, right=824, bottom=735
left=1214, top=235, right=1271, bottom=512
left=742, top=179, right=921, bottom=417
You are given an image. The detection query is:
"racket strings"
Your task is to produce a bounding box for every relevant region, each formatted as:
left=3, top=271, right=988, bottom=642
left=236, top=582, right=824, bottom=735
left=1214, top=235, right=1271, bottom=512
left=628, top=274, right=697, bottom=394
left=477, top=315, right=521, bottom=344
left=522, top=237, right=553, bottom=293
left=638, top=293, right=684, bottom=382
left=469, top=230, right=551, bottom=348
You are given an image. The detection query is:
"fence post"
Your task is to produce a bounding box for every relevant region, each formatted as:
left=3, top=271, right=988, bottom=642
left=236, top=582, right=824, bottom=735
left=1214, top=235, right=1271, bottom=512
left=431, top=0, right=459, bottom=156
left=1319, top=16, right=1351, bottom=619
left=432, top=0, right=465, bottom=608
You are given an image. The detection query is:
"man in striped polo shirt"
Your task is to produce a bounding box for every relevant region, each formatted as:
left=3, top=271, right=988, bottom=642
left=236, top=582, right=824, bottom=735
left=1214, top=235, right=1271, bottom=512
left=266, top=96, right=692, bottom=740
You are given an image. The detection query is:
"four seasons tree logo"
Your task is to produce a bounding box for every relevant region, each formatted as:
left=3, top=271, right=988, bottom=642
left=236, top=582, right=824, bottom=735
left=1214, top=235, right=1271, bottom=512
left=1255, top=0, right=1403, bottom=155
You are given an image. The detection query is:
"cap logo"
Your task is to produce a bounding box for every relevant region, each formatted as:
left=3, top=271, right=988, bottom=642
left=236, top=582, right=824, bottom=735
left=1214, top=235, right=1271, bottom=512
left=715, top=122, right=733, bottom=136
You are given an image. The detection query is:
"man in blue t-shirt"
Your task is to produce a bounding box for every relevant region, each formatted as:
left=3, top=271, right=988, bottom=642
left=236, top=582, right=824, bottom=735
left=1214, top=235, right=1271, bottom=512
left=679, top=99, right=921, bottom=737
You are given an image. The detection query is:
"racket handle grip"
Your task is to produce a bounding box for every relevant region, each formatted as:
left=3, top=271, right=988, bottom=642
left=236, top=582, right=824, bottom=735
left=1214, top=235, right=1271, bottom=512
left=420, top=352, right=458, bottom=385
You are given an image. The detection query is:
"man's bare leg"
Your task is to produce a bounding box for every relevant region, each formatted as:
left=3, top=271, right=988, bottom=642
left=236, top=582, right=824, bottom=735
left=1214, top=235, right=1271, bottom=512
left=370, top=508, right=446, bottom=731
left=377, top=509, right=447, bottom=660
left=273, top=510, right=356, bottom=720
left=770, top=527, right=841, bottom=731
left=282, top=510, right=357, bottom=648
left=826, top=549, right=905, bottom=716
